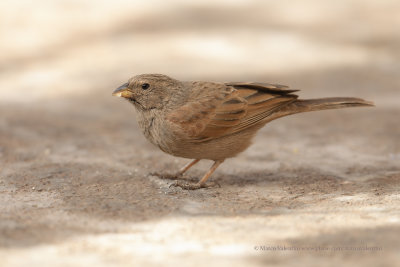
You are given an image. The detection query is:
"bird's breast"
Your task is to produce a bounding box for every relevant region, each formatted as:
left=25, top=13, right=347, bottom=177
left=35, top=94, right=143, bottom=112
left=135, top=110, right=171, bottom=150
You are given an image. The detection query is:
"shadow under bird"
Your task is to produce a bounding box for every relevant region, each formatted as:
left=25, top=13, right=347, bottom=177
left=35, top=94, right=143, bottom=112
left=113, top=74, right=374, bottom=190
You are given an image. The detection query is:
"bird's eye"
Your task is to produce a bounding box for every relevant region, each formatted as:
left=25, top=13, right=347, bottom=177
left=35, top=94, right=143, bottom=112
left=141, top=83, right=150, bottom=90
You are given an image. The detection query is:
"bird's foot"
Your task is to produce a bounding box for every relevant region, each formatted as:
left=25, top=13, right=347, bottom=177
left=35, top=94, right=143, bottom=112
left=150, top=171, right=183, bottom=180
left=170, top=180, right=220, bottom=190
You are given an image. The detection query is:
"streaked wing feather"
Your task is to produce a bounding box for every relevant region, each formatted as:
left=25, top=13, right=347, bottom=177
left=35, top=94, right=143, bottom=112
left=167, top=81, right=298, bottom=141
left=167, top=83, right=246, bottom=138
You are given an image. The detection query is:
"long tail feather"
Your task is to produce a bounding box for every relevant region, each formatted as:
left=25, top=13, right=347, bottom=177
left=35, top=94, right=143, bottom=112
left=286, top=97, right=374, bottom=113
left=272, top=97, right=374, bottom=120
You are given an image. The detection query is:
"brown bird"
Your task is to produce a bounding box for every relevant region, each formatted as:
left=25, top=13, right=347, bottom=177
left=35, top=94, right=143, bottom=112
left=113, top=74, right=373, bottom=190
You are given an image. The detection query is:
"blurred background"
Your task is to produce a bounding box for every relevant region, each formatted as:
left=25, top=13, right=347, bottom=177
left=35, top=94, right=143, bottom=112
left=1, top=0, right=399, bottom=103
left=1, top=1, right=399, bottom=266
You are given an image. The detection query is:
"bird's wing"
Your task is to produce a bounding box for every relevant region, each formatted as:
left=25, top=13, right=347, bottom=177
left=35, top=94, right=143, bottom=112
left=225, top=82, right=299, bottom=134
left=166, top=81, right=298, bottom=141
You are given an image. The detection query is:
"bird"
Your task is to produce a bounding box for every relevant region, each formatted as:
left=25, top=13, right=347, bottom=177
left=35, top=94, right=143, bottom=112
left=112, top=74, right=374, bottom=190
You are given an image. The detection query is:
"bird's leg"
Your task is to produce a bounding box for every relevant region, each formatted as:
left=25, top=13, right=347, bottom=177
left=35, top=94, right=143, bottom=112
left=198, top=160, right=223, bottom=185
left=172, top=160, right=224, bottom=190
left=151, top=159, right=200, bottom=180
left=177, top=159, right=200, bottom=176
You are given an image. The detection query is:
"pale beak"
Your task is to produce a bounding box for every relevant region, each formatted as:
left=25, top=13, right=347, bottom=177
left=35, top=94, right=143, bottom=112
left=112, top=83, right=133, bottom=98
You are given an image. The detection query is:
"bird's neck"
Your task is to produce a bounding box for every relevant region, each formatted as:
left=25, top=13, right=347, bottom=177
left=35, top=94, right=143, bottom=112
left=135, top=109, right=161, bottom=146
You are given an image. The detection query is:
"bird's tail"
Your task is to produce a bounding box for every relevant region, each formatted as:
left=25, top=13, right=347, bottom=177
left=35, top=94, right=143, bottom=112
left=274, top=97, right=374, bottom=119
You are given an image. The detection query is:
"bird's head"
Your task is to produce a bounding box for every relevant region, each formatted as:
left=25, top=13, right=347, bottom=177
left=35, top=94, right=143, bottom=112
left=112, top=74, right=182, bottom=110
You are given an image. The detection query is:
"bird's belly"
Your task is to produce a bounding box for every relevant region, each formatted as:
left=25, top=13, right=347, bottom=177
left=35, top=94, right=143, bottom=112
left=140, top=115, right=259, bottom=160
left=156, top=130, right=257, bottom=161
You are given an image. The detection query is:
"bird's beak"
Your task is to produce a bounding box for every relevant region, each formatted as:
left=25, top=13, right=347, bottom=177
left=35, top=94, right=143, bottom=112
left=112, top=83, right=133, bottom=98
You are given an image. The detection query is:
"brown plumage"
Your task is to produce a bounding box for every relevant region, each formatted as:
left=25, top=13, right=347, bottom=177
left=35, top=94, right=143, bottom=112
left=113, top=74, right=374, bottom=189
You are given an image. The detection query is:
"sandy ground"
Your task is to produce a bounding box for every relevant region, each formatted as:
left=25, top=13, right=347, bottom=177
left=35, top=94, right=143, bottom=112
left=1, top=1, right=400, bottom=266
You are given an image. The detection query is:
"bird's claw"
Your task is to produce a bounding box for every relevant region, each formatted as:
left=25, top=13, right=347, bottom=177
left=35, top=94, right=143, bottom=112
left=170, top=180, right=220, bottom=190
